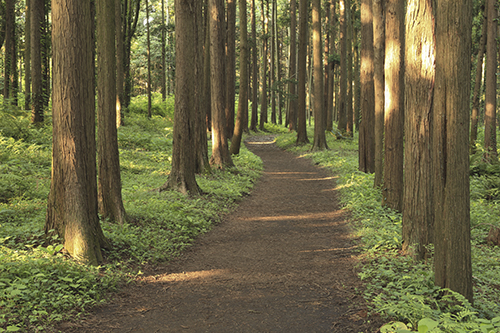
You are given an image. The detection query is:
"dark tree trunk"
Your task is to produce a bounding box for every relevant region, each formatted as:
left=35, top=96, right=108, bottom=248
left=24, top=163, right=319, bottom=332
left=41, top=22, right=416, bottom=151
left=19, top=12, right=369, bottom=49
left=311, top=0, right=327, bottom=150
left=250, top=0, right=259, bottom=131
left=288, top=0, right=297, bottom=132
left=372, top=0, right=384, bottom=188
left=433, top=0, right=473, bottom=303
left=47, top=0, right=108, bottom=265
left=3, top=0, right=16, bottom=105
left=296, top=0, right=309, bottom=144
left=230, top=0, right=248, bottom=155
left=31, top=0, right=44, bottom=123
left=116, top=0, right=125, bottom=126
left=97, top=0, right=127, bottom=225
left=259, top=0, right=268, bottom=131
left=359, top=0, right=376, bottom=174
left=226, top=0, right=236, bottom=138
left=146, top=0, right=152, bottom=118
left=337, top=0, right=347, bottom=133
left=382, top=0, right=404, bottom=212
left=484, top=0, right=497, bottom=162
left=25, top=0, right=31, bottom=111
left=161, top=0, right=202, bottom=194
left=210, top=0, right=234, bottom=169
left=402, top=0, right=435, bottom=260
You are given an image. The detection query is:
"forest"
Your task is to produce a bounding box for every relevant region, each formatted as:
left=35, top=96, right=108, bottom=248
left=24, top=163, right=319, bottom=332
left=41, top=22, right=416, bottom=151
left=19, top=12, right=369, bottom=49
left=0, top=0, right=500, bottom=332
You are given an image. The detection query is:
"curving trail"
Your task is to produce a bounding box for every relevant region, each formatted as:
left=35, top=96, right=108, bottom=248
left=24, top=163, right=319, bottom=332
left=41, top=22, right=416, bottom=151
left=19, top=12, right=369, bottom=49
left=60, top=135, right=382, bottom=333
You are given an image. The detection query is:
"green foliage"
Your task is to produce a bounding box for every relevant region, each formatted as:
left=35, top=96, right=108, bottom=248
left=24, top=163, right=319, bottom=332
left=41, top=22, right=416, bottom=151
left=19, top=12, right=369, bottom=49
left=275, top=127, right=500, bottom=333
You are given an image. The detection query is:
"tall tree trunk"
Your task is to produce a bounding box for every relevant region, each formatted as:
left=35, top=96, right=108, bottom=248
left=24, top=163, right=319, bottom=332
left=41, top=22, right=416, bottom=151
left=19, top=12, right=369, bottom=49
left=311, top=0, right=327, bottom=150
left=402, top=0, right=435, bottom=260
left=195, top=0, right=210, bottom=174
left=203, top=1, right=212, bottom=132
left=346, top=0, right=353, bottom=135
left=296, top=0, right=309, bottom=144
left=433, top=0, right=473, bottom=303
left=25, top=0, right=31, bottom=111
left=161, top=0, right=166, bottom=101
left=97, top=0, right=127, bottom=225
left=230, top=0, right=248, bottom=155
left=372, top=0, right=384, bottom=188
left=337, top=0, right=347, bottom=133
left=484, top=0, right=497, bottom=162
left=161, top=0, right=202, bottom=194
left=31, top=0, right=44, bottom=123
left=146, top=0, right=152, bottom=118
left=288, top=0, right=297, bottom=132
left=250, top=0, right=259, bottom=131
left=470, top=11, right=487, bottom=154
left=353, top=18, right=360, bottom=132
left=116, top=0, right=125, bottom=127
left=123, top=0, right=141, bottom=109
left=382, top=0, right=404, bottom=211
left=326, top=0, right=336, bottom=132
left=270, top=0, right=277, bottom=125
left=226, top=0, right=236, bottom=138
left=210, top=0, right=234, bottom=169
left=259, top=0, right=268, bottom=131
left=41, top=2, right=50, bottom=109
left=3, top=0, right=15, bottom=104
left=47, top=0, right=108, bottom=265
left=359, top=0, right=375, bottom=173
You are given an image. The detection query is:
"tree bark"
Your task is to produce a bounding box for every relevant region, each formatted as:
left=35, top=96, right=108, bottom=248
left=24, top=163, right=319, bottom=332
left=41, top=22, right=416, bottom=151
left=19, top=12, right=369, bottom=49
left=97, top=0, right=127, bottom=225
left=25, top=0, right=31, bottom=112
left=311, top=0, right=327, bottom=150
left=146, top=0, right=152, bottom=118
left=210, top=0, right=234, bottom=169
left=46, top=0, right=108, bottom=265
left=402, top=0, right=435, bottom=260
left=433, top=0, right=473, bottom=303
left=484, top=0, right=497, bottom=162
left=31, top=0, right=44, bottom=123
left=230, top=0, right=248, bottom=155
left=326, top=0, right=336, bottom=132
left=470, top=11, right=487, bottom=154
left=161, top=0, right=166, bottom=101
left=3, top=0, right=16, bottom=105
left=382, top=0, right=404, bottom=212
left=346, top=0, right=353, bottom=135
left=116, top=0, right=125, bottom=127
left=226, top=0, right=236, bottom=138
left=161, top=0, right=202, bottom=194
left=337, top=0, right=347, bottom=133
left=250, top=0, right=259, bottom=131
left=288, top=0, right=298, bottom=132
left=296, top=0, right=309, bottom=144
left=359, top=0, right=375, bottom=173
left=372, top=0, right=384, bottom=188
left=259, top=0, right=269, bottom=131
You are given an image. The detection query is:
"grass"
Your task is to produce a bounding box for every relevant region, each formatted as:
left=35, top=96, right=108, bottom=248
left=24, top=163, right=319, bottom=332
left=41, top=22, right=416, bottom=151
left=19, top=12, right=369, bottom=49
left=0, top=93, right=264, bottom=332
left=275, top=125, right=500, bottom=333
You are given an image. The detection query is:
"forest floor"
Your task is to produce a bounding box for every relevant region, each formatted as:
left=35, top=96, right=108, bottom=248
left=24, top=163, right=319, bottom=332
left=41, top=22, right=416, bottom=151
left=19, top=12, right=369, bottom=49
left=57, top=134, right=385, bottom=333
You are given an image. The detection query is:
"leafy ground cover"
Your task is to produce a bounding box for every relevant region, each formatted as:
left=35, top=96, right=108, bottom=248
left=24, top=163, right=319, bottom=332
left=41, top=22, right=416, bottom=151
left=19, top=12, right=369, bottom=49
left=0, top=94, right=263, bottom=332
left=275, top=126, right=500, bottom=333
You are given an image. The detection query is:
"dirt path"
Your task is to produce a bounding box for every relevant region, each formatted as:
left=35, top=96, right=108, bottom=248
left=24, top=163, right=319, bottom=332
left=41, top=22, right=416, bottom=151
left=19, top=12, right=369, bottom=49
left=60, top=135, right=383, bottom=333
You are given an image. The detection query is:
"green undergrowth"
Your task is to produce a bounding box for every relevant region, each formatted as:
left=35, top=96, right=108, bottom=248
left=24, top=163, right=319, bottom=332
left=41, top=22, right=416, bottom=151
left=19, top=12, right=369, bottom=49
left=276, top=126, right=500, bottom=333
left=0, top=96, right=263, bottom=332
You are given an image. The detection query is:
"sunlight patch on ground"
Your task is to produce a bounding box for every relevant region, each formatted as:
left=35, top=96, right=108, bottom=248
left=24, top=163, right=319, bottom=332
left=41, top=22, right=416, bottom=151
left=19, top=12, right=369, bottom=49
left=298, top=245, right=358, bottom=253
left=246, top=140, right=275, bottom=145
left=151, top=269, right=230, bottom=283
left=243, top=211, right=344, bottom=223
